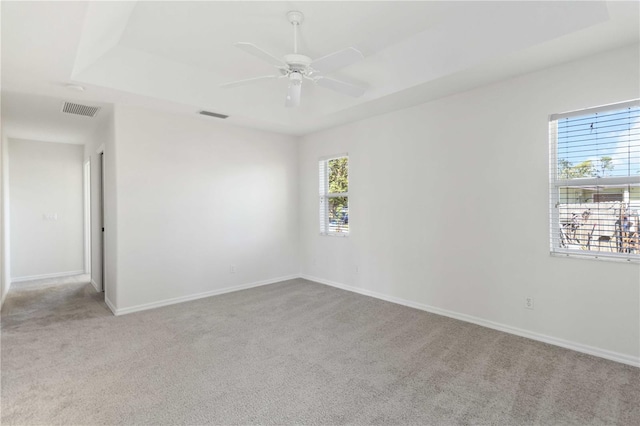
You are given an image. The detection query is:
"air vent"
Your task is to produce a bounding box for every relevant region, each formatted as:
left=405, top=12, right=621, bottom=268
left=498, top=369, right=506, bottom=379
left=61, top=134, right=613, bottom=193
left=199, top=110, right=228, bottom=119
left=62, top=102, right=101, bottom=117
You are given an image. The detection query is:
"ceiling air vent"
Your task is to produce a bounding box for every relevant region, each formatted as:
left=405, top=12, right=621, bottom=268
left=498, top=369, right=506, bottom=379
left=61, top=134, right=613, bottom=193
left=199, top=110, right=228, bottom=119
left=62, top=102, right=101, bottom=118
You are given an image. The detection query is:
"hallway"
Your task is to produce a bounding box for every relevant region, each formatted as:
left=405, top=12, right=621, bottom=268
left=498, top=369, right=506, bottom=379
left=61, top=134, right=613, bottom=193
left=1, top=274, right=110, bottom=331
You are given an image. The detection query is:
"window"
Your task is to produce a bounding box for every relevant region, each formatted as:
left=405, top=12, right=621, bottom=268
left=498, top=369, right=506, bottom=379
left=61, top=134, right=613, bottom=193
left=549, top=99, right=640, bottom=261
left=319, top=155, right=349, bottom=236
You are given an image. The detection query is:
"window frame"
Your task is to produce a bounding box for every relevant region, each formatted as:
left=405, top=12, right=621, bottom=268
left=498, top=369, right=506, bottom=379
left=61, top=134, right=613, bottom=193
left=319, top=154, right=349, bottom=237
left=549, top=99, right=640, bottom=262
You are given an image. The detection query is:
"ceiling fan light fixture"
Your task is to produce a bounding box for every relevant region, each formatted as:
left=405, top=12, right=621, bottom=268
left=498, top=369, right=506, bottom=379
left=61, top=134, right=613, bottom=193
left=289, top=71, right=302, bottom=85
left=286, top=73, right=302, bottom=107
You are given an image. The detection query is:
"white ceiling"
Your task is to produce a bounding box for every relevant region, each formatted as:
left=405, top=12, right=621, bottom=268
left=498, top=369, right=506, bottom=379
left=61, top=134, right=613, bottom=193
left=2, top=1, right=639, bottom=141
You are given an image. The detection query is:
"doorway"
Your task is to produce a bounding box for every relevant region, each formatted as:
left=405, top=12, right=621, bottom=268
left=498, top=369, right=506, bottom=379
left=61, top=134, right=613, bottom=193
left=89, top=148, right=105, bottom=294
left=99, top=151, right=105, bottom=293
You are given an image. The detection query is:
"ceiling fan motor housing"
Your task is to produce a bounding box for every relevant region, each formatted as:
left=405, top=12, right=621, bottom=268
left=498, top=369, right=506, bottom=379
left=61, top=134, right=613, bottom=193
left=284, top=54, right=312, bottom=73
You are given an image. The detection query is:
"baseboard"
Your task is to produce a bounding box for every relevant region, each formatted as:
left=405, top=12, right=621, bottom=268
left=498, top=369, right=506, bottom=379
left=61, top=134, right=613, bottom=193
left=90, top=279, right=100, bottom=293
left=0, top=283, right=9, bottom=310
left=104, top=296, right=117, bottom=315
left=113, top=274, right=300, bottom=316
left=300, top=274, right=640, bottom=368
left=11, top=270, right=85, bottom=283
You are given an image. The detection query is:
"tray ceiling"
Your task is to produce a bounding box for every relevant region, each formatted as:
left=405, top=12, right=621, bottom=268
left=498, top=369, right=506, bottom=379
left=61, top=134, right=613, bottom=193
left=2, top=1, right=639, bottom=137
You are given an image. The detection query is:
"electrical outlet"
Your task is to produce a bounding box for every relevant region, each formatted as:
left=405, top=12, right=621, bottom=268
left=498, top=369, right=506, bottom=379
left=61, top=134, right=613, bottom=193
left=355, top=265, right=359, bottom=274
left=525, top=297, right=534, bottom=310
left=43, top=213, right=58, bottom=221
left=230, top=264, right=237, bottom=274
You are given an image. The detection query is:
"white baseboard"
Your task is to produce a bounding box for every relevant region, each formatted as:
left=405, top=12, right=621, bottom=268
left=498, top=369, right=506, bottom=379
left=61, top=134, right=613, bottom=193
left=300, top=274, right=640, bottom=368
left=104, top=296, right=117, bottom=315
left=113, top=274, right=300, bottom=316
left=11, top=270, right=85, bottom=283
left=90, top=279, right=100, bottom=293
left=0, top=283, right=10, bottom=310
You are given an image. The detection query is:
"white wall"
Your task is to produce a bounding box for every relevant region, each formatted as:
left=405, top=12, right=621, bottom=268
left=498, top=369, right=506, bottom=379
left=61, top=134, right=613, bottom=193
left=9, top=139, right=84, bottom=279
left=112, top=105, right=299, bottom=311
left=299, top=45, right=640, bottom=362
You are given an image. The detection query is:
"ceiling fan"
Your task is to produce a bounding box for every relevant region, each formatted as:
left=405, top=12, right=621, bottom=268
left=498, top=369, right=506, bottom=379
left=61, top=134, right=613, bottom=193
left=220, top=10, right=366, bottom=107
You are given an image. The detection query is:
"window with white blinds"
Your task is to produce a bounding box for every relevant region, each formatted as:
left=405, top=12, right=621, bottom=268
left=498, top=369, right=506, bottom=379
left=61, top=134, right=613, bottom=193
left=319, top=155, right=349, bottom=236
left=549, top=99, right=640, bottom=261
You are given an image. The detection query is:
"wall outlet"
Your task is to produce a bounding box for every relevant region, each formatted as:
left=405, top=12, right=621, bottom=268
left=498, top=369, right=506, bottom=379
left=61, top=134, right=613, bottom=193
left=355, top=265, right=359, bottom=274
left=230, top=264, right=237, bottom=274
left=43, top=213, right=58, bottom=221
left=525, top=297, right=534, bottom=310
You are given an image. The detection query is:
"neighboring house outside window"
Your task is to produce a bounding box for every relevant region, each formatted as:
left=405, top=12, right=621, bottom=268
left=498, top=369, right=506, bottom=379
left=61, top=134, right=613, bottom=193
left=319, top=155, right=349, bottom=236
left=549, top=100, right=640, bottom=261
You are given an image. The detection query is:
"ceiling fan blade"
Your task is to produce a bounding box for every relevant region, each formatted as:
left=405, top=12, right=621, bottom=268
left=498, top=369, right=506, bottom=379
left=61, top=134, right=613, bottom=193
left=315, top=77, right=366, bottom=98
left=311, top=47, right=364, bottom=74
left=285, top=81, right=301, bottom=108
left=220, top=75, right=278, bottom=89
left=234, top=42, right=285, bottom=67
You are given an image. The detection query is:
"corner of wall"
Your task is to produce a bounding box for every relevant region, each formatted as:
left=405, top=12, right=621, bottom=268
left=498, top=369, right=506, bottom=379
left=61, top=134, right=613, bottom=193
left=105, top=105, right=118, bottom=309
left=0, top=132, right=11, bottom=308
left=0, top=131, right=4, bottom=310
left=295, top=134, right=303, bottom=277
left=84, top=105, right=118, bottom=310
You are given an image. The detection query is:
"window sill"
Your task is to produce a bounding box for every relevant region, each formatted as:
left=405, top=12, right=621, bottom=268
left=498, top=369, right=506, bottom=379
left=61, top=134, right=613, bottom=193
left=550, top=250, right=640, bottom=263
left=320, top=232, right=349, bottom=238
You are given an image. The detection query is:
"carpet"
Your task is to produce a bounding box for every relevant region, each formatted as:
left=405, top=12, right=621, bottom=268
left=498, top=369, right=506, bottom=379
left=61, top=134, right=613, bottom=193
left=2, top=276, right=639, bottom=425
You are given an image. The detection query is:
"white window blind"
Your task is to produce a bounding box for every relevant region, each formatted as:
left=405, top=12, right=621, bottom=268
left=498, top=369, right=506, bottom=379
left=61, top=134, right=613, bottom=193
left=549, top=99, right=640, bottom=261
left=319, top=155, right=349, bottom=236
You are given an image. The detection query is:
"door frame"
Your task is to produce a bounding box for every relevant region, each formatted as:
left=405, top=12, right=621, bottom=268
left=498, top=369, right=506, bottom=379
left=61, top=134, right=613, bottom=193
left=91, top=143, right=106, bottom=295
left=99, top=149, right=105, bottom=293
left=83, top=159, right=91, bottom=276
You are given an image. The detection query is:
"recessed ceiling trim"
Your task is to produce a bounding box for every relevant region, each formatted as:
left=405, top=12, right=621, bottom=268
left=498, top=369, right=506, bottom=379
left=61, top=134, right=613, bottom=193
left=61, top=101, right=101, bottom=117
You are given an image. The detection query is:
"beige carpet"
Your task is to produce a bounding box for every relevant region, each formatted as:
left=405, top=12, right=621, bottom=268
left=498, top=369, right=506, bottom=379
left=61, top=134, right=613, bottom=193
left=1, top=276, right=639, bottom=425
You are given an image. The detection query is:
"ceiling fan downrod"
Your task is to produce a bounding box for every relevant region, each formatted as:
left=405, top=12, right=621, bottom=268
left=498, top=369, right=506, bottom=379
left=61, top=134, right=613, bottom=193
left=287, top=11, right=304, bottom=54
